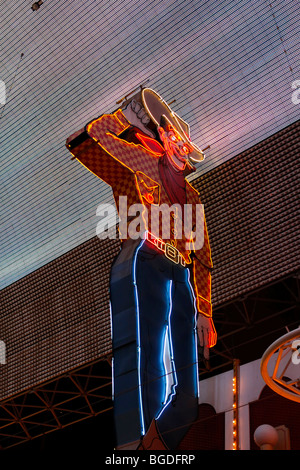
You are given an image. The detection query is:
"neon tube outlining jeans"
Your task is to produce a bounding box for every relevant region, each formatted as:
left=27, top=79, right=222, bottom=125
left=110, top=239, right=199, bottom=449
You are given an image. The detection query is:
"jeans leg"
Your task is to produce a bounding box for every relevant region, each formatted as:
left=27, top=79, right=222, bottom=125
left=156, top=267, right=199, bottom=449
left=110, top=241, right=198, bottom=449
left=135, top=247, right=173, bottom=432
left=110, top=241, right=173, bottom=446
left=110, top=241, right=144, bottom=446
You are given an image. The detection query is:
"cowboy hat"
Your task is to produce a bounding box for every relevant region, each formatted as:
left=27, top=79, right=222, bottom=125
left=141, top=88, right=205, bottom=162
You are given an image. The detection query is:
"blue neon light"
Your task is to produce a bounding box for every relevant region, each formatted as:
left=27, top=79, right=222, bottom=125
left=156, top=280, right=178, bottom=420
left=132, top=238, right=146, bottom=436
left=162, top=325, right=171, bottom=404
left=109, top=301, right=115, bottom=401
left=186, top=268, right=200, bottom=399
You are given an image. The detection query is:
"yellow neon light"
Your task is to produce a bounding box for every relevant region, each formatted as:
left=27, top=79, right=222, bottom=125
left=232, top=359, right=240, bottom=450
left=69, top=106, right=214, bottom=350
left=145, top=232, right=186, bottom=267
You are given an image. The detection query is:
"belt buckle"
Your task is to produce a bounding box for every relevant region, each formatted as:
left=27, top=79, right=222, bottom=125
left=165, top=243, right=179, bottom=264
left=165, top=243, right=186, bottom=267
left=146, top=232, right=186, bottom=267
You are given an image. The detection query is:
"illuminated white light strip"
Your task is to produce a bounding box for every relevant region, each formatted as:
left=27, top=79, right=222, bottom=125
left=162, top=325, right=172, bottom=405
left=132, top=239, right=146, bottom=436
left=109, top=301, right=115, bottom=401
left=187, top=268, right=200, bottom=399
left=111, top=357, right=115, bottom=402
left=128, top=236, right=199, bottom=437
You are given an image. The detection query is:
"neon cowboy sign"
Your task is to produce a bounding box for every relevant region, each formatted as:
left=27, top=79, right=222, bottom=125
left=66, top=87, right=217, bottom=450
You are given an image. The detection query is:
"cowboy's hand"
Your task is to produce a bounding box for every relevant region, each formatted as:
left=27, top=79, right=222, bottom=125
left=197, top=314, right=217, bottom=360
left=122, top=99, right=155, bottom=137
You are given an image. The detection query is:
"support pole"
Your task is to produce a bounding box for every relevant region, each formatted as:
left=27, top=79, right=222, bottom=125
left=232, top=359, right=240, bottom=450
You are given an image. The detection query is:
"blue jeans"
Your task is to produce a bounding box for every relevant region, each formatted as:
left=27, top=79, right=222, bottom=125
left=110, top=239, right=199, bottom=449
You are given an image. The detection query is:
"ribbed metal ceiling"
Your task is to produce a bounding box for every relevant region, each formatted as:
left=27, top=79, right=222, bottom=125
left=0, top=0, right=299, bottom=289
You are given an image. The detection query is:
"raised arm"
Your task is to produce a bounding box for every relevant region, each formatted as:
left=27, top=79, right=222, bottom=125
left=66, top=115, right=132, bottom=187
left=86, top=108, right=162, bottom=174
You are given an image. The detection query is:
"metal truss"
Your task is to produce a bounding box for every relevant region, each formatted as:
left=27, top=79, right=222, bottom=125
left=0, top=357, right=113, bottom=450
left=1, top=273, right=299, bottom=449
left=199, top=272, right=300, bottom=378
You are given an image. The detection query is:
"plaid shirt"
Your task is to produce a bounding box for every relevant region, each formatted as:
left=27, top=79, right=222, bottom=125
left=66, top=110, right=213, bottom=317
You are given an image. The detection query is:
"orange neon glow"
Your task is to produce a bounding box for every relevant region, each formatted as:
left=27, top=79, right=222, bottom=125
left=193, top=272, right=212, bottom=316
left=232, top=360, right=240, bottom=450
left=168, top=129, right=193, bottom=155
left=135, top=132, right=165, bottom=156
left=134, top=171, right=161, bottom=206
left=207, top=319, right=217, bottom=348
left=145, top=193, right=154, bottom=204
left=86, top=110, right=161, bottom=175
left=68, top=105, right=214, bottom=352
left=87, top=133, right=135, bottom=176
left=157, top=126, right=190, bottom=171
left=185, top=180, right=213, bottom=268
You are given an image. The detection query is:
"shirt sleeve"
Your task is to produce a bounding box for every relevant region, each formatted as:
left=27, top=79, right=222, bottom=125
left=191, top=259, right=212, bottom=317
left=86, top=109, right=159, bottom=174
left=185, top=182, right=213, bottom=317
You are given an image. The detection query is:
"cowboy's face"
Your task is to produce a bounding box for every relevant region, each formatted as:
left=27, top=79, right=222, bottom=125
left=158, top=125, right=193, bottom=170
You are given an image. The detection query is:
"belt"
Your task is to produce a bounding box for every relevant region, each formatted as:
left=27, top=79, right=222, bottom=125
left=145, top=231, right=186, bottom=267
